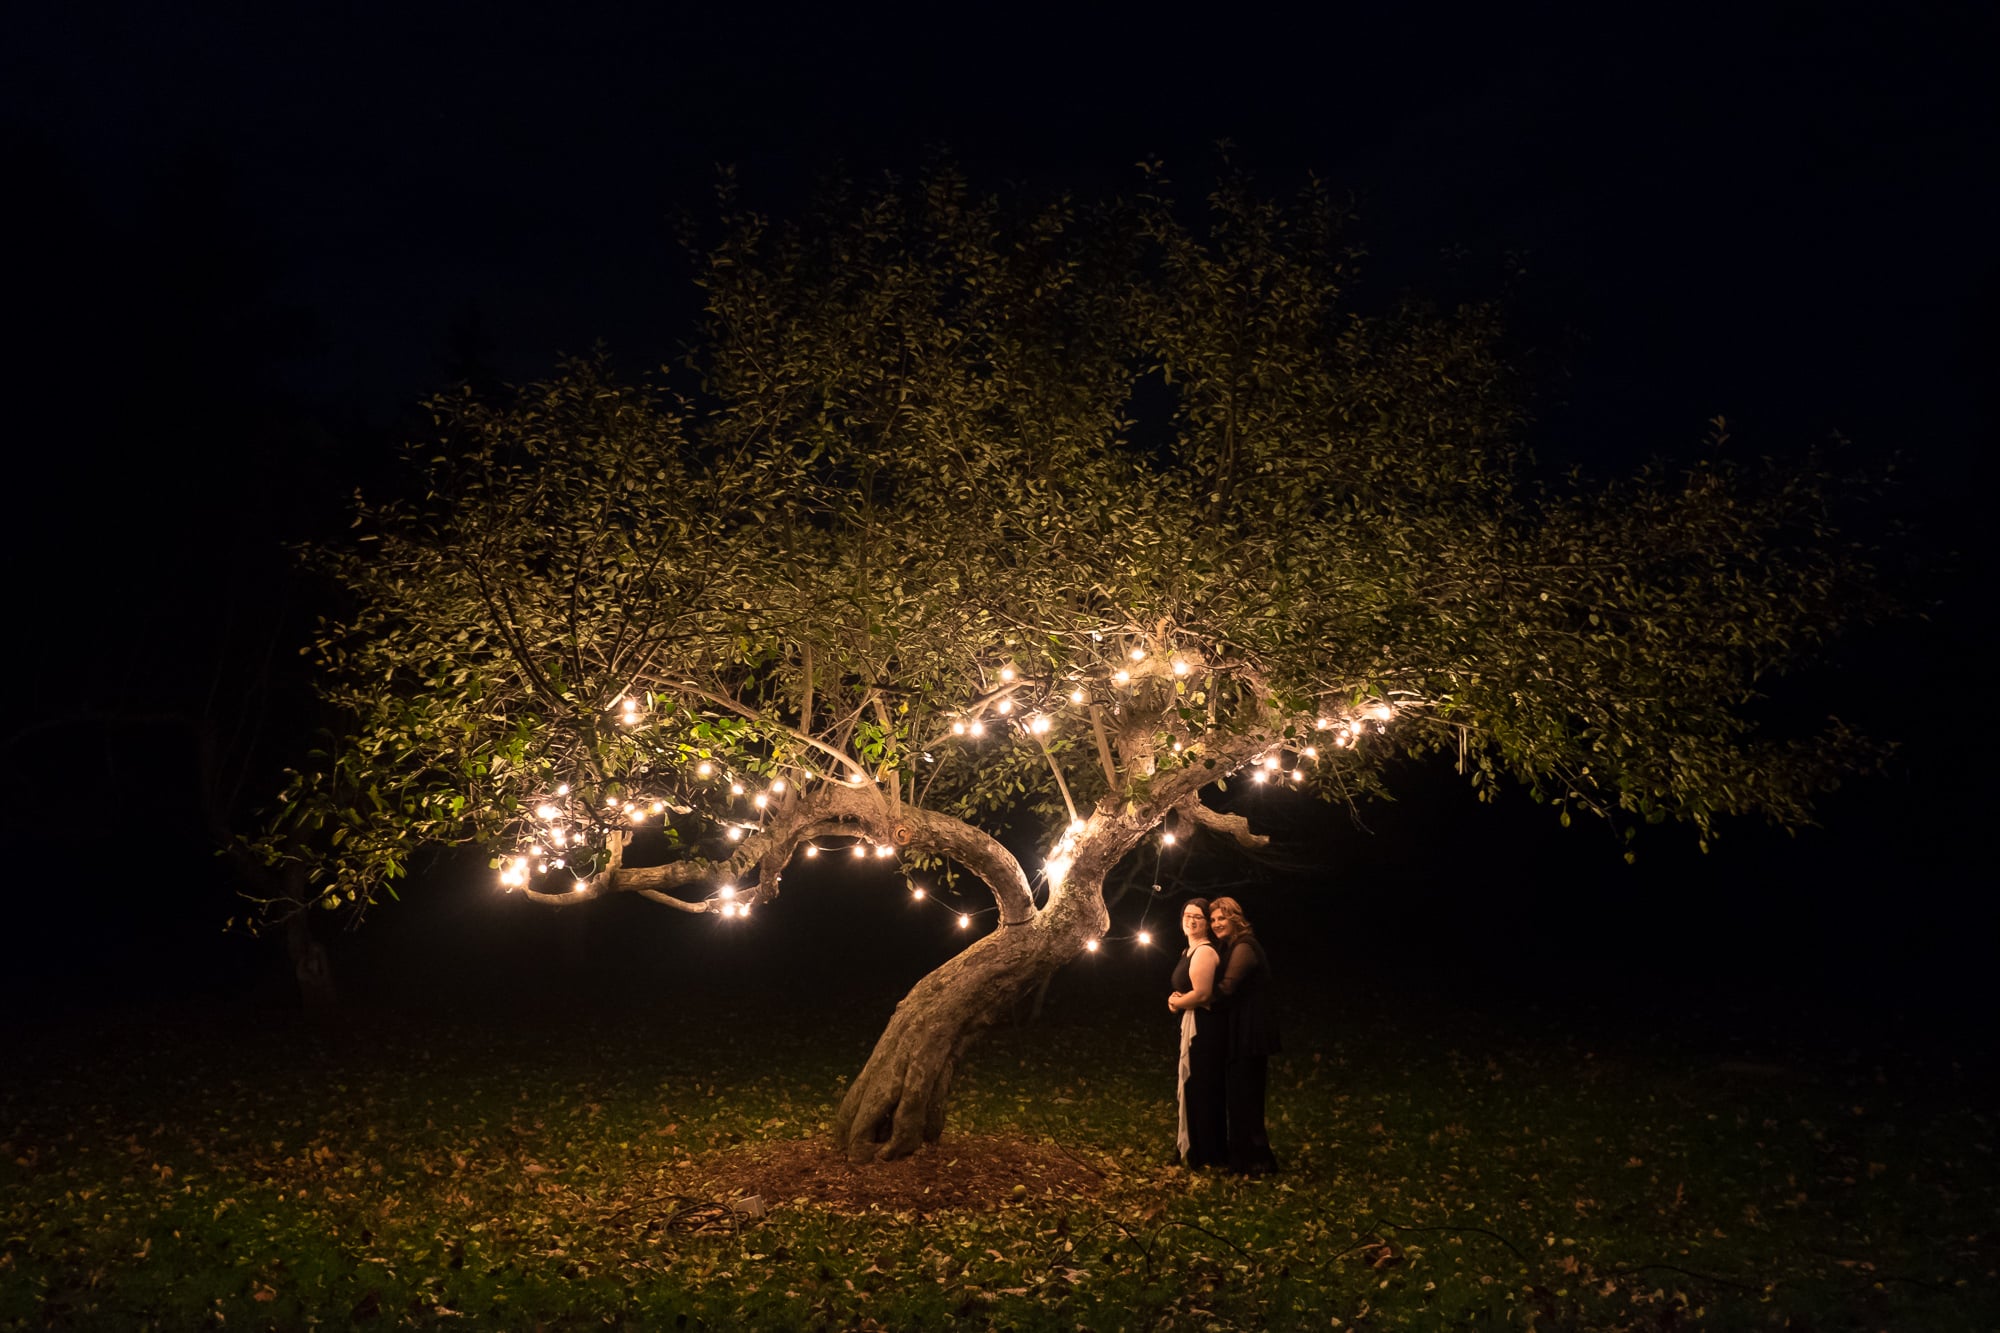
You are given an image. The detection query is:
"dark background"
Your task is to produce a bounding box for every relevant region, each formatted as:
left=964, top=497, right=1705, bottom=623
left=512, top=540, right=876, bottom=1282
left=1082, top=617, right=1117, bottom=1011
left=0, top=5, right=1991, bottom=1038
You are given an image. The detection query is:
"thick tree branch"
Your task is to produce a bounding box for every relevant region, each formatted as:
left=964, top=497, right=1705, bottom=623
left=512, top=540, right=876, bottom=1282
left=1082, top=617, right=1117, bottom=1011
left=1176, top=796, right=1271, bottom=849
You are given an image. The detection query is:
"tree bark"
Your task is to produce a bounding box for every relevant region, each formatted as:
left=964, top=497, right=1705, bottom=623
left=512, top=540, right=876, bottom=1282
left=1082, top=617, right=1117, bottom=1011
left=833, top=861, right=1109, bottom=1163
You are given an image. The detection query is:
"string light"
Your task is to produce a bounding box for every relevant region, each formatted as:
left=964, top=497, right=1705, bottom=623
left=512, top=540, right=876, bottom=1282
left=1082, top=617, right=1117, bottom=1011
left=911, top=886, right=926, bottom=900
left=1068, top=819, right=1086, bottom=835
left=696, top=762, right=713, bottom=778
left=1046, top=855, right=1071, bottom=886
left=726, top=827, right=744, bottom=841
left=997, top=699, right=1013, bottom=714
left=536, top=803, right=560, bottom=821
left=1162, top=831, right=1177, bottom=846
left=1171, top=659, right=1189, bottom=675
left=852, top=844, right=868, bottom=859
left=1029, top=715, right=1049, bottom=733
left=556, top=784, right=569, bottom=796
left=804, top=844, right=820, bottom=858
left=719, top=884, right=736, bottom=899
left=952, top=721, right=967, bottom=735
left=770, top=778, right=786, bottom=794
left=969, top=721, right=986, bottom=737
left=1252, top=769, right=1267, bottom=784
left=1084, top=938, right=1100, bottom=952
left=753, top=793, right=768, bottom=808
left=1113, top=669, right=1130, bottom=685
left=958, top=913, right=970, bottom=928
left=1129, top=648, right=1146, bottom=662
left=730, top=781, right=745, bottom=795
left=999, top=666, right=1016, bottom=682
left=1303, top=746, right=1318, bottom=760
left=1069, top=687, right=1085, bottom=705
left=1138, top=930, right=1153, bottom=946
left=1290, top=769, right=1304, bottom=781
left=874, top=844, right=895, bottom=858
left=572, top=879, right=589, bottom=894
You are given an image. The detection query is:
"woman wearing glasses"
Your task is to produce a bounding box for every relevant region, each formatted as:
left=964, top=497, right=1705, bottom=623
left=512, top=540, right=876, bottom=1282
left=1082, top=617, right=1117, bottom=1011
left=1165, top=897, right=1228, bottom=1168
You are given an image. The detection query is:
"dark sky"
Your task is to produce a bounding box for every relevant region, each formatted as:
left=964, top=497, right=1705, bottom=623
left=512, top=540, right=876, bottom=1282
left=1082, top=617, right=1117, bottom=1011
left=1, top=4, right=1993, bottom=1014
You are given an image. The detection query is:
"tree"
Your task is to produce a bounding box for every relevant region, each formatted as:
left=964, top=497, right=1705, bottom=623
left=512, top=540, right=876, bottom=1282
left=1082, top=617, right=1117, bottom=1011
left=258, top=167, right=1881, bottom=1162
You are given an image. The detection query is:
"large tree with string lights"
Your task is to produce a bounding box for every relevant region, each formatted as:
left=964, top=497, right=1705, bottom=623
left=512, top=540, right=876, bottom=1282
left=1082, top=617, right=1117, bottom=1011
left=258, top=167, right=1879, bottom=1162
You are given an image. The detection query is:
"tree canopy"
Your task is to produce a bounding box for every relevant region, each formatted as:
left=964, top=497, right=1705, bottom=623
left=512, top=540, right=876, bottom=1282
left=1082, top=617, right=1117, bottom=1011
left=254, top=165, right=1882, bottom=1156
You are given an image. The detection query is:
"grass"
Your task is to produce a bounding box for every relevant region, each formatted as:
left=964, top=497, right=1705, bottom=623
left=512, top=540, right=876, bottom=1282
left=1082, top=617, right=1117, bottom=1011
left=1, top=984, right=1993, bottom=1330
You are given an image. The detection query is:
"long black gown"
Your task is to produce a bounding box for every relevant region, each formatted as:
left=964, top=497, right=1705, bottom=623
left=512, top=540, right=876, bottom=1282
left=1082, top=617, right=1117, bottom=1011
left=1171, top=943, right=1228, bottom=1168
left=1215, top=934, right=1281, bottom=1174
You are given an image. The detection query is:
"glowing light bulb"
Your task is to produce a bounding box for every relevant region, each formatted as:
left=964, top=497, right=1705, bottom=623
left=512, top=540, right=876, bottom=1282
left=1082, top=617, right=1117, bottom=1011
left=1171, top=659, right=1189, bottom=675
left=1171, top=739, right=1183, bottom=752
left=1029, top=715, right=1049, bottom=734
left=739, top=903, right=752, bottom=917
left=726, top=827, right=744, bottom=841
left=629, top=810, right=646, bottom=823
left=969, top=721, right=986, bottom=737
left=720, top=902, right=737, bottom=918
left=572, top=880, right=589, bottom=894
left=875, top=844, right=895, bottom=858
left=852, top=844, right=867, bottom=859
left=1264, top=754, right=1281, bottom=769
left=1138, top=930, right=1153, bottom=946
left=537, top=803, right=560, bottom=821
left=1303, top=746, right=1318, bottom=759
left=606, top=796, right=621, bottom=808
left=1084, top=938, right=1100, bottom=952
left=552, top=830, right=567, bottom=847
left=1069, top=688, right=1085, bottom=705
left=1000, top=666, right=1016, bottom=682
left=719, top=884, right=736, bottom=899
left=1315, top=717, right=1333, bottom=731
left=952, top=721, right=967, bottom=735
left=1290, top=769, right=1304, bottom=782
left=997, top=699, right=1013, bottom=714
left=770, top=779, right=785, bottom=794
left=696, top=762, right=713, bottom=777
left=1046, top=856, right=1071, bottom=887
left=1371, top=703, right=1394, bottom=722
left=1069, top=819, right=1086, bottom=834
left=1129, top=648, right=1146, bottom=662
left=1252, top=769, right=1267, bottom=784
left=753, top=793, right=768, bottom=808
left=805, top=844, right=819, bottom=858
left=958, top=914, right=970, bottom=928
left=1162, top=831, right=1177, bottom=846
left=556, top=784, right=570, bottom=796
left=731, top=782, right=745, bottom=795
left=912, top=886, right=926, bottom=900
left=527, top=844, right=543, bottom=856
left=1113, top=670, right=1130, bottom=685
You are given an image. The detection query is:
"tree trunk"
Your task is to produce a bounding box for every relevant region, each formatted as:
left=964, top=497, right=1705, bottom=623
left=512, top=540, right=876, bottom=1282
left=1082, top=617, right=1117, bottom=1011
left=833, top=869, right=1108, bottom=1163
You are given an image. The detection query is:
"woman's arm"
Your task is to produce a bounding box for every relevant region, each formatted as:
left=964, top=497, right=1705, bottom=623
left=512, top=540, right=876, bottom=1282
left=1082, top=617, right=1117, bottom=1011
left=1215, top=939, right=1258, bottom=998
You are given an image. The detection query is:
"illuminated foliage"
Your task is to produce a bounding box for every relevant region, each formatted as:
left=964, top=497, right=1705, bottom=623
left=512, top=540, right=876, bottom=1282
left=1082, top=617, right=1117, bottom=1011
left=257, top=167, right=1881, bottom=1158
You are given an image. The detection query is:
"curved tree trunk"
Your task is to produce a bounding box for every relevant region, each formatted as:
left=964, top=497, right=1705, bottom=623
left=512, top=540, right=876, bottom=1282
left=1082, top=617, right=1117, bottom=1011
left=833, top=869, right=1108, bottom=1163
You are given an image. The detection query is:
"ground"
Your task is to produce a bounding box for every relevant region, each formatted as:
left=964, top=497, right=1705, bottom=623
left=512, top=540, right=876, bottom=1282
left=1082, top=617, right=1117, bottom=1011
left=1, top=981, right=1993, bottom=1330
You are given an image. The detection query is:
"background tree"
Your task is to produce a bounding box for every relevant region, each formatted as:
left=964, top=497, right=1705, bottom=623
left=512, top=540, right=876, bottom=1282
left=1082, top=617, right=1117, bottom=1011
left=258, top=168, right=1881, bottom=1162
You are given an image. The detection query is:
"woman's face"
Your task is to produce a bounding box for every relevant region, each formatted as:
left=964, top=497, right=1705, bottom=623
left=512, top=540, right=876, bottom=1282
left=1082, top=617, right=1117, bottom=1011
left=1209, top=907, right=1237, bottom=941
left=1180, top=905, right=1209, bottom=941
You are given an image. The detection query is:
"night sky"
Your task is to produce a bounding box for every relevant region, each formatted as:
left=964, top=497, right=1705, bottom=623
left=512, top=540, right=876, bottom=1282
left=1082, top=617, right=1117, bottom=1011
left=2, top=5, right=1993, bottom=1025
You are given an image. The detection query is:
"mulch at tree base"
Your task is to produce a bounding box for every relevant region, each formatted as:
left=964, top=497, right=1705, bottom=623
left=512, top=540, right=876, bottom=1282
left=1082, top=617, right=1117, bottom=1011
left=691, top=1133, right=1109, bottom=1215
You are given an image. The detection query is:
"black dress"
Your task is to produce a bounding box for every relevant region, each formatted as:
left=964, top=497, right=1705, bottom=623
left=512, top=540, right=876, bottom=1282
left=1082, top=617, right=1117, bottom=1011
left=1215, top=935, right=1281, bottom=1174
left=1171, top=944, right=1228, bottom=1168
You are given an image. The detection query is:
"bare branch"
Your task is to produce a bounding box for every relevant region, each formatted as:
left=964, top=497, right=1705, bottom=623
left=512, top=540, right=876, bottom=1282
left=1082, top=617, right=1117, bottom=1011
left=1177, top=797, right=1271, bottom=850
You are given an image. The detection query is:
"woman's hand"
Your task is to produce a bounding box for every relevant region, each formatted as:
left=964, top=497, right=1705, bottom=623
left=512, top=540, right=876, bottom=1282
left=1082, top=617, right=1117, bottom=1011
left=1167, top=991, right=1186, bottom=1013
